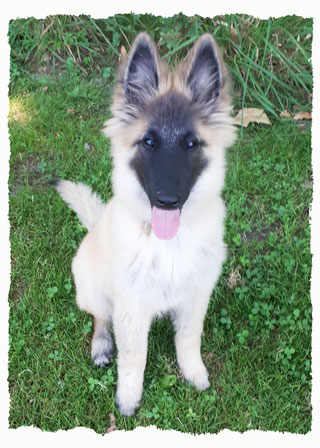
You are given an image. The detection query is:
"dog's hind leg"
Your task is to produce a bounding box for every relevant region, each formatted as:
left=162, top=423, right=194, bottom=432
left=72, top=237, right=114, bottom=367
left=91, top=318, right=114, bottom=367
left=75, top=286, right=114, bottom=367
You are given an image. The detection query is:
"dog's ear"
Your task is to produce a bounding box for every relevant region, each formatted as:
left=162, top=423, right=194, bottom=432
left=184, top=34, right=223, bottom=115
left=122, top=33, right=159, bottom=108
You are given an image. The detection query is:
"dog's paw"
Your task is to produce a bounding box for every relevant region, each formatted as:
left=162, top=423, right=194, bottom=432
left=115, top=392, right=140, bottom=417
left=92, top=350, right=113, bottom=367
left=91, top=336, right=114, bottom=367
left=179, top=361, right=210, bottom=391
left=115, top=372, right=144, bottom=416
left=192, top=373, right=210, bottom=391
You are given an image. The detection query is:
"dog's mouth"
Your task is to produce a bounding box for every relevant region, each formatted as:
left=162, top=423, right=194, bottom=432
left=151, top=206, right=180, bottom=240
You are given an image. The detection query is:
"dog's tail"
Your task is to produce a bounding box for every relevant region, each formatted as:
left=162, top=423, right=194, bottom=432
left=51, top=180, right=105, bottom=231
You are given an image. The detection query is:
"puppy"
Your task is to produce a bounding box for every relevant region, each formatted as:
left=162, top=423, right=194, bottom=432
left=54, top=33, right=236, bottom=416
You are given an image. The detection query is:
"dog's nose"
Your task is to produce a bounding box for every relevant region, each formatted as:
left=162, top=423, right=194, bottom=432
left=156, top=192, right=181, bottom=209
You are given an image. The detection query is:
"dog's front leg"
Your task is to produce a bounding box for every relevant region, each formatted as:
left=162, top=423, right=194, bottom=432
left=172, top=295, right=211, bottom=391
left=113, top=305, right=152, bottom=416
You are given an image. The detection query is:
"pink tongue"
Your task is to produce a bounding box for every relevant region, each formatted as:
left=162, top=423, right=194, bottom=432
left=151, top=207, right=180, bottom=240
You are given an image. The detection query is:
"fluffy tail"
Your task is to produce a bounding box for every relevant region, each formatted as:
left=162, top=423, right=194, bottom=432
left=52, top=180, right=105, bottom=231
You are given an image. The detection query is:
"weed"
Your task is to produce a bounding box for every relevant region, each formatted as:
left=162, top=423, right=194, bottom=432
left=49, top=350, right=63, bottom=362
left=220, top=308, right=231, bottom=330
left=83, top=320, right=93, bottom=335
left=47, top=286, right=58, bottom=299
left=144, top=406, right=160, bottom=420
left=236, top=329, right=249, bottom=345
left=43, top=317, right=55, bottom=334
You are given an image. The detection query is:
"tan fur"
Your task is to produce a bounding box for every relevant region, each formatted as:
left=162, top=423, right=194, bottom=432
left=56, top=33, right=237, bottom=416
left=174, top=34, right=227, bottom=97
left=105, top=33, right=172, bottom=142
left=105, top=33, right=234, bottom=150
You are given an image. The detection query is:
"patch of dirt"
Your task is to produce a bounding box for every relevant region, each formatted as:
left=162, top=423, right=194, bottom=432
left=203, top=351, right=224, bottom=395
left=241, top=223, right=279, bottom=242
left=10, top=153, right=55, bottom=196
left=295, top=120, right=312, bottom=132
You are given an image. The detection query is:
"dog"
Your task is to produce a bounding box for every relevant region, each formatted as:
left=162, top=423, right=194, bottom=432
left=53, top=32, right=236, bottom=416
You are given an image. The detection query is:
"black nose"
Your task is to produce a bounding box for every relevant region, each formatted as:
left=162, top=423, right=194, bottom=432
left=156, top=192, right=181, bottom=209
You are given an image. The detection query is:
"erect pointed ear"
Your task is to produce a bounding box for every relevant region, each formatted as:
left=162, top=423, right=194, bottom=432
left=184, top=34, right=223, bottom=115
left=122, top=33, right=159, bottom=108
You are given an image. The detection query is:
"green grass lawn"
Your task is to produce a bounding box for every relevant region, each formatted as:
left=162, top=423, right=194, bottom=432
left=8, top=14, right=312, bottom=434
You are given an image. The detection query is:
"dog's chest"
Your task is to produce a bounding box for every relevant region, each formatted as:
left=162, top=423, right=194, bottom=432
left=114, top=228, right=221, bottom=313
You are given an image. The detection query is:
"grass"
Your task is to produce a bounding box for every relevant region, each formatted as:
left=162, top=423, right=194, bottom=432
left=8, top=14, right=312, bottom=434
left=9, top=14, right=313, bottom=116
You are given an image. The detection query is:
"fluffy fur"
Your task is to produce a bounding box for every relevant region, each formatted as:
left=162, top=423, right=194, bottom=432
left=54, top=33, right=237, bottom=416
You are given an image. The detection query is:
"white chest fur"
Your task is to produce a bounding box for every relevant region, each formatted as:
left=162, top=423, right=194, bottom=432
left=107, top=197, right=227, bottom=316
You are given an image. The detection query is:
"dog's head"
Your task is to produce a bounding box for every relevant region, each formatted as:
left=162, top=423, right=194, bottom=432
left=105, top=33, right=236, bottom=240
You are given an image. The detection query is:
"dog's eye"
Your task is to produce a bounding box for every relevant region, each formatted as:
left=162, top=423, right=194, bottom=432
left=143, top=138, right=155, bottom=149
left=186, top=139, right=199, bottom=150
